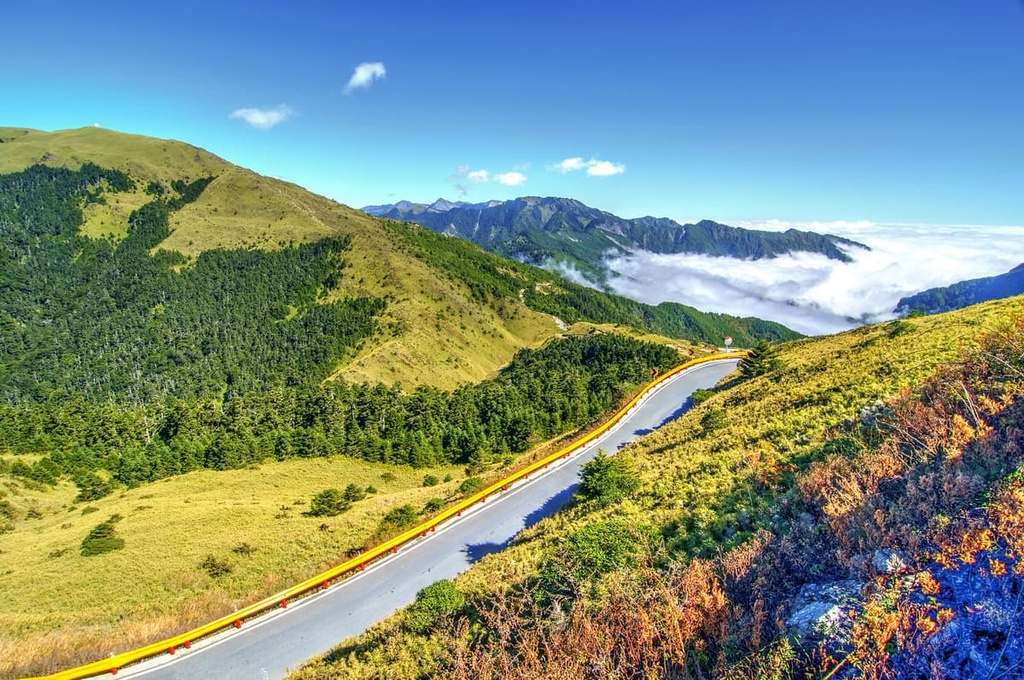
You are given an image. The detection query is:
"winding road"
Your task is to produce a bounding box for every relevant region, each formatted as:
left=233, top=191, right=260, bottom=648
left=126, top=358, right=739, bottom=680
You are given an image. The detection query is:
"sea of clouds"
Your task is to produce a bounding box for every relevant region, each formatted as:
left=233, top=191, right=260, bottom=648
left=589, top=221, right=1024, bottom=336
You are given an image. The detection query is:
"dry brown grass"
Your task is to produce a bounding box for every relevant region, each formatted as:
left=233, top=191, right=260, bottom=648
left=0, top=457, right=463, bottom=678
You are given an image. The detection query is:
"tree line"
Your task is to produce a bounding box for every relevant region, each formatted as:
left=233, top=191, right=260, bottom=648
left=1, top=333, right=680, bottom=493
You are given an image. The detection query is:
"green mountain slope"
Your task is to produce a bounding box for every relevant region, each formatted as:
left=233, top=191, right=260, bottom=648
left=0, top=127, right=798, bottom=401
left=895, top=261, right=1024, bottom=315
left=365, top=196, right=867, bottom=283
left=289, top=295, right=1024, bottom=680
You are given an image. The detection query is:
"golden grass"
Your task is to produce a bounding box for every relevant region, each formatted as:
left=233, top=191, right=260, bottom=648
left=0, top=456, right=465, bottom=678
left=0, top=126, right=230, bottom=185
left=476, top=297, right=1024, bottom=581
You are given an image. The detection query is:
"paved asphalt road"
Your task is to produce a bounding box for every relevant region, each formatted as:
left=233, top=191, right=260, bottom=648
left=129, top=358, right=739, bottom=680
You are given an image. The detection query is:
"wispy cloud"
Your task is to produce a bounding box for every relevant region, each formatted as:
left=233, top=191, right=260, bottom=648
left=448, top=165, right=527, bottom=190
left=550, top=156, right=625, bottom=176
left=494, top=171, right=527, bottom=186
left=229, top=105, right=294, bottom=130
left=345, top=62, right=386, bottom=94
left=552, top=157, right=586, bottom=173
left=600, top=221, right=1024, bottom=336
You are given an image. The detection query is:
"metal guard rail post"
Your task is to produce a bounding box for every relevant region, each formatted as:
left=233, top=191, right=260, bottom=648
left=30, top=351, right=744, bottom=679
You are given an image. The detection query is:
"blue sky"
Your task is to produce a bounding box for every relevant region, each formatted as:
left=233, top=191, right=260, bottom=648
left=2, top=0, right=1022, bottom=225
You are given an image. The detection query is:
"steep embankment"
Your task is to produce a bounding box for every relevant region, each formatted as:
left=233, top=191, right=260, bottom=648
left=291, top=296, right=1024, bottom=680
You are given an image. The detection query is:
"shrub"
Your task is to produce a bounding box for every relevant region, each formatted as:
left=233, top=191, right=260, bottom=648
left=423, top=497, right=445, bottom=513
left=342, top=483, right=367, bottom=502
left=577, top=452, right=640, bottom=506
left=701, top=408, right=729, bottom=433
left=308, top=488, right=351, bottom=517
left=423, top=474, right=440, bottom=487
left=73, top=471, right=115, bottom=503
left=558, top=519, right=649, bottom=582
left=232, top=542, right=257, bottom=556
left=691, top=388, right=715, bottom=405
left=458, top=477, right=484, bottom=494
left=200, top=554, right=232, bottom=578
left=378, top=504, right=419, bottom=535
left=405, top=580, right=466, bottom=633
left=81, top=515, right=125, bottom=556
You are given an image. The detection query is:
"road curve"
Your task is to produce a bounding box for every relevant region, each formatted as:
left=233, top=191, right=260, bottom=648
left=128, top=358, right=740, bottom=680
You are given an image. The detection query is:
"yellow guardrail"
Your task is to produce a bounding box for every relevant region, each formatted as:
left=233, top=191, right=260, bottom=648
left=30, top=352, right=743, bottom=679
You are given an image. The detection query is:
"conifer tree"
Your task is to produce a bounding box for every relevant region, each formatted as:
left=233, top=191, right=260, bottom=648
left=739, top=339, right=785, bottom=378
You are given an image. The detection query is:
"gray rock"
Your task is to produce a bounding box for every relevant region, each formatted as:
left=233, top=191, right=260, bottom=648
left=872, top=549, right=909, bottom=575
left=786, top=580, right=862, bottom=646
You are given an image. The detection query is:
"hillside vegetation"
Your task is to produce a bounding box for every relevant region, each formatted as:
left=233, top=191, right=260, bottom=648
left=896, top=261, right=1024, bottom=316
left=0, top=128, right=798, bottom=393
left=290, top=296, right=1024, bottom=680
left=0, top=126, right=802, bottom=678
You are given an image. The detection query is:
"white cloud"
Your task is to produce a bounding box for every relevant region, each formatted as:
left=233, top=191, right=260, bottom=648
left=586, top=160, right=626, bottom=176
left=600, top=221, right=1024, bottom=336
left=552, top=157, right=586, bottom=173
left=229, top=105, right=294, bottom=130
left=550, top=156, right=625, bottom=177
left=447, top=166, right=527, bottom=189
left=539, top=258, right=592, bottom=286
left=494, top=171, right=527, bottom=186
left=344, top=62, right=386, bottom=94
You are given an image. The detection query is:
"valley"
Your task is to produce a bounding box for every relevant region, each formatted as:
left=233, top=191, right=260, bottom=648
left=0, top=127, right=1021, bottom=680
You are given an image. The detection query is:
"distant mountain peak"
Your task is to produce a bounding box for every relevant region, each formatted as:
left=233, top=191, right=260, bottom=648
left=428, top=198, right=461, bottom=212
left=363, top=196, right=869, bottom=285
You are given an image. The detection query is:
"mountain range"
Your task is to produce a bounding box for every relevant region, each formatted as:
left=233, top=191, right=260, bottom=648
left=364, top=196, right=869, bottom=284
left=895, top=261, right=1024, bottom=316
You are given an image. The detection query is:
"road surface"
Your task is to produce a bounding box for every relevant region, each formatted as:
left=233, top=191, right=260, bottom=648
left=129, top=358, right=739, bottom=679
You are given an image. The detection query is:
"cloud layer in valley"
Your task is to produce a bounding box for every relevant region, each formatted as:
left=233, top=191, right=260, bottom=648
left=601, top=221, right=1024, bottom=336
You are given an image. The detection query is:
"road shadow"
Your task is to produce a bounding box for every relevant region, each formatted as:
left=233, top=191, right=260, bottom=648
left=632, top=397, right=694, bottom=437
left=462, top=484, right=578, bottom=563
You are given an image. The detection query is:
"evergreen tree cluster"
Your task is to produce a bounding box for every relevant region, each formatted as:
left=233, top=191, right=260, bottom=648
left=0, top=164, right=383, bottom=405
left=1, top=334, right=679, bottom=488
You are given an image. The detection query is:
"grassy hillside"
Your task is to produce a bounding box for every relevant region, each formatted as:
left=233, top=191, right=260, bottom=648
left=0, top=331, right=686, bottom=679
left=0, top=455, right=467, bottom=678
left=0, top=127, right=797, bottom=393
left=290, top=296, right=1024, bottom=680
left=0, top=127, right=563, bottom=391
left=0, top=126, right=801, bottom=678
